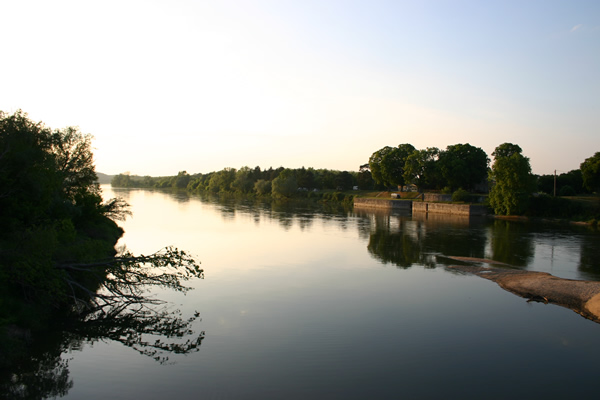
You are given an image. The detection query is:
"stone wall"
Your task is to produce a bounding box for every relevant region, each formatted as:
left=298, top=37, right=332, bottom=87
left=422, top=193, right=452, bottom=202
left=353, top=198, right=412, bottom=210
left=412, top=202, right=487, bottom=216
left=354, top=198, right=489, bottom=216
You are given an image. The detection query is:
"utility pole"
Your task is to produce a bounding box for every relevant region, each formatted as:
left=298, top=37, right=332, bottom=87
left=554, top=170, right=557, bottom=197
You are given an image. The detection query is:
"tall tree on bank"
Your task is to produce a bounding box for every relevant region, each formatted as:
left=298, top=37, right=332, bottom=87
left=369, top=146, right=394, bottom=188
left=438, top=143, right=489, bottom=191
left=403, top=147, right=441, bottom=191
left=580, top=152, right=600, bottom=193
left=0, top=110, right=203, bottom=312
left=369, top=144, right=415, bottom=189
left=381, top=143, right=416, bottom=190
left=488, top=143, right=535, bottom=215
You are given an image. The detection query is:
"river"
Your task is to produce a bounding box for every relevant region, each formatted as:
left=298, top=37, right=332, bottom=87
left=41, top=187, right=600, bottom=398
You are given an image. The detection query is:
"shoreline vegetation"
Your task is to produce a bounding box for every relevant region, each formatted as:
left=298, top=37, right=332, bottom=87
left=1, top=111, right=204, bottom=397
left=107, top=141, right=599, bottom=224
left=109, top=167, right=360, bottom=207
left=109, top=170, right=600, bottom=226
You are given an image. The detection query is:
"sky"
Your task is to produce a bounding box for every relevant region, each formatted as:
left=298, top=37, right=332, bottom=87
left=2, top=0, right=599, bottom=176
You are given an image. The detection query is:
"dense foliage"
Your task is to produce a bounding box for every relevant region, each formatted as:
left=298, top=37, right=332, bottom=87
left=581, top=152, right=600, bottom=193
left=368, top=144, right=415, bottom=188
left=0, top=111, right=203, bottom=346
left=111, top=166, right=359, bottom=199
left=369, top=143, right=489, bottom=192
left=1, top=111, right=205, bottom=395
left=488, top=143, right=535, bottom=215
left=0, top=110, right=125, bottom=311
left=438, top=143, right=490, bottom=192
left=536, top=169, right=587, bottom=196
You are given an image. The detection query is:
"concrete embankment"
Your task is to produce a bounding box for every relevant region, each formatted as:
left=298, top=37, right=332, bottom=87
left=444, top=257, right=600, bottom=324
left=353, top=197, right=488, bottom=216
left=353, top=198, right=412, bottom=210
left=412, top=202, right=487, bottom=216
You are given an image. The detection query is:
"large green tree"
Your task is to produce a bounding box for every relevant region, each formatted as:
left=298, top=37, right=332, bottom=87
left=369, top=144, right=415, bottom=188
left=0, top=110, right=123, bottom=305
left=438, top=143, right=489, bottom=191
left=0, top=110, right=201, bottom=304
left=368, top=146, right=394, bottom=187
left=488, top=143, right=535, bottom=215
left=580, top=152, right=600, bottom=193
left=403, top=147, right=441, bottom=191
left=381, top=143, right=415, bottom=189
left=271, top=169, right=298, bottom=198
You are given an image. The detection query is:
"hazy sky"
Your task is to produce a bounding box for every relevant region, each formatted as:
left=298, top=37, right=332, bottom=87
left=2, top=0, right=599, bottom=176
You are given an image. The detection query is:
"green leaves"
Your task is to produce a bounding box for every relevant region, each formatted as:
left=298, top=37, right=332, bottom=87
left=369, top=144, right=415, bottom=188
left=489, top=143, right=534, bottom=215
left=581, top=152, right=600, bottom=192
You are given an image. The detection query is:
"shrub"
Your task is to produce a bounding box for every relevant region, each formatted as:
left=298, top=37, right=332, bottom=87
left=559, top=185, right=576, bottom=196
left=452, top=188, right=470, bottom=202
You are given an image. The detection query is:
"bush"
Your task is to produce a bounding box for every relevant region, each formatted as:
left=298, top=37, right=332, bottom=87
left=527, top=194, right=584, bottom=218
left=559, top=185, right=576, bottom=196
left=452, top=188, right=470, bottom=202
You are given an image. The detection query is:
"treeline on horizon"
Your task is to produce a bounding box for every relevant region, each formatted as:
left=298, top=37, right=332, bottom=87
left=111, top=141, right=600, bottom=220
left=111, top=166, right=360, bottom=201
left=110, top=147, right=595, bottom=198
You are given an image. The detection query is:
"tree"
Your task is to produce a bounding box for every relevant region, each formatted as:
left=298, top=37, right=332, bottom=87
left=231, top=167, right=255, bottom=193
left=254, top=179, right=271, bottom=195
left=334, top=171, right=354, bottom=190
left=581, top=152, right=600, bottom=193
left=488, top=143, right=535, bottom=215
left=271, top=169, right=298, bottom=198
left=173, top=171, right=191, bottom=189
left=49, top=126, right=98, bottom=199
left=296, top=167, right=315, bottom=189
left=207, top=168, right=235, bottom=193
left=0, top=110, right=126, bottom=306
left=0, top=110, right=203, bottom=319
left=357, top=164, right=374, bottom=190
left=368, top=146, right=394, bottom=188
left=369, top=144, right=415, bottom=189
left=380, top=143, right=415, bottom=189
left=438, top=143, right=489, bottom=191
left=0, top=111, right=205, bottom=393
left=403, top=147, right=441, bottom=191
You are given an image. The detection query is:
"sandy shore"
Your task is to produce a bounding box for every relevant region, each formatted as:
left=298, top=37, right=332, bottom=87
left=443, top=256, right=600, bottom=324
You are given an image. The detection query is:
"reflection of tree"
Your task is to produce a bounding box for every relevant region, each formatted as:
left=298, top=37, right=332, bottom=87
left=59, top=246, right=203, bottom=314
left=364, top=212, right=489, bottom=269
left=1, top=335, right=73, bottom=400
left=367, top=229, right=423, bottom=268
left=578, top=231, right=600, bottom=280
left=488, top=220, right=534, bottom=267
left=1, top=249, right=205, bottom=399
left=1, top=304, right=204, bottom=399
left=419, top=217, right=488, bottom=260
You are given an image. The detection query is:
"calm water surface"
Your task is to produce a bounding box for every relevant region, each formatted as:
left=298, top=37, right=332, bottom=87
left=56, top=187, right=600, bottom=399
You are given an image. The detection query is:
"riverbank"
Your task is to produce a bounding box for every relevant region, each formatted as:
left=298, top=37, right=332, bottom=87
left=353, top=194, right=600, bottom=226
left=353, top=197, right=488, bottom=216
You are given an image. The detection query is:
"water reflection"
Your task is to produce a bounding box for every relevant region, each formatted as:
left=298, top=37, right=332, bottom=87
left=488, top=219, right=535, bottom=266
left=1, top=304, right=203, bottom=399
left=351, top=206, right=600, bottom=280
left=357, top=209, right=489, bottom=269
left=141, top=189, right=600, bottom=280
left=51, top=187, right=600, bottom=398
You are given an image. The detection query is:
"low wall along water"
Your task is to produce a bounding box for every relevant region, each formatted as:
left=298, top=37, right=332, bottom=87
left=353, top=198, right=412, bottom=210
left=353, top=197, right=488, bottom=216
